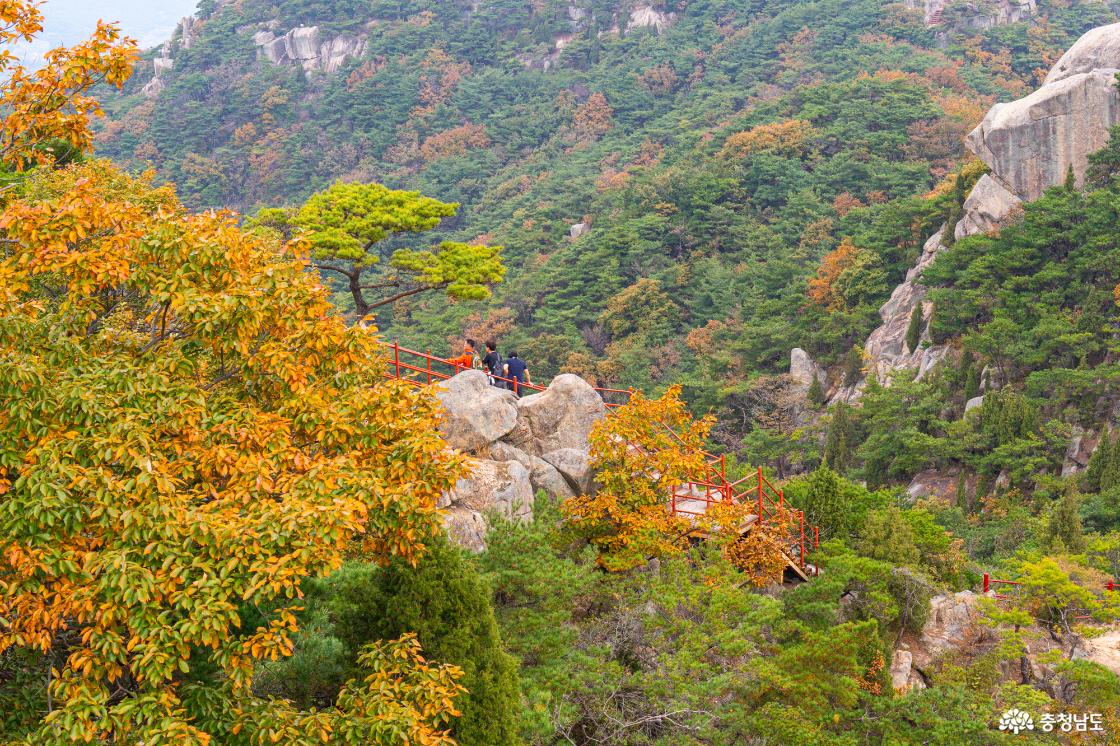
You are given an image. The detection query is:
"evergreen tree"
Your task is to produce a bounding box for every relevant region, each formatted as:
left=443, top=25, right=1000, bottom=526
left=843, top=346, right=864, bottom=387
left=824, top=404, right=856, bottom=474
left=905, top=302, right=923, bottom=354
left=978, top=389, right=1039, bottom=446
left=798, top=464, right=853, bottom=542
left=807, top=374, right=825, bottom=408
left=954, top=470, right=972, bottom=513
left=1103, top=434, right=1120, bottom=493
left=858, top=507, right=921, bottom=566
left=1087, top=124, right=1120, bottom=189
left=962, top=353, right=981, bottom=402
left=1045, top=488, right=1086, bottom=554
left=325, top=535, right=523, bottom=746
left=1084, top=432, right=1114, bottom=493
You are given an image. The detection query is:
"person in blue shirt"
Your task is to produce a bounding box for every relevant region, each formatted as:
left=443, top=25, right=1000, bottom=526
left=503, top=351, right=531, bottom=396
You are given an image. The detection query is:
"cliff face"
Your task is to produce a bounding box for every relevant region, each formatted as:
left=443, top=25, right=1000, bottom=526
left=906, top=0, right=1037, bottom=29
left=825, top=22, right=1120, bottom=403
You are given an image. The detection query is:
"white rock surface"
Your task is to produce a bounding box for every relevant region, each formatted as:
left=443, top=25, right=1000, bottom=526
left=965, top=395, right=985, bottom=413
left=436, top=371, right=519, bottom=453
left=954, top=174, right=1022, bottom=238
left=510, top=374, right=607, bottom=456
left=967, top=70, right=1120, bottom=201
left=443, top=458, right=534, bottom=552
left=1046, top=22, right=1120, bottom=84
left=570, top=222, right=589, bottom=238
left=789, top=348, right=826, bottom=391
left=542, top=447, right=596, bottom=496
left=627, top=5, right=675, bottom=34
left=254, top=25, right=367, bottom=72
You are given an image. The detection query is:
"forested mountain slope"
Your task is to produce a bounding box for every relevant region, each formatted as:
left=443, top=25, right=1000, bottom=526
left=96, top=0, right=1120, bottom=497
left=97, top=0, right=1112, bottom=385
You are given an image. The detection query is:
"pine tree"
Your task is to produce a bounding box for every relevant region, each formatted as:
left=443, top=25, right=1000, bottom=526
left=326, top=534, right=523, bottom=746
left=1065, top=163, right=1077, bottom=193
left=905, top=303, right=923, bottom=354
left=1084, top=432, right=1113, bottom=493
left=843, top=346, right=864, bottom=386
left=954, top=470, right=972, bottom=513
left=1045, top=488, right=1086, bottom=554
left=1103, top=434, right=1120, bottom=493
left=824, top=404, right=856, bottom=473
left=807, top=374, right=825, bottom=407
left=800, top=464, right=852, bottom=541
left=962, top=355, right=981, bottom=402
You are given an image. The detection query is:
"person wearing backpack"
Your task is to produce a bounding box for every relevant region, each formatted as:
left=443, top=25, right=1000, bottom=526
left=481, top=340, right=504, bottom=387
left=503, top=351, right=531, bottom=396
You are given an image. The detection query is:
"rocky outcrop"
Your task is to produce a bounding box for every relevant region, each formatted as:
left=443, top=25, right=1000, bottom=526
left=954, top=174, right=1021, bottom=239
left=893, top=590, right=985, bottom=691
left=142, top=52, right=173, bottom=98
left=436, top=370, right=609, bottom=550
left=1046, top=22, right=1120, bottom=84
left=254, top=26, right=367, bottom=73
left=789, top=348, right=826, bottom=393
left=141, top=16, right=199, bottom=98
left=906, top=0, right=1035, bottom=30
left=507, top=374, right=607, bottom=456
left=436, top=371, right=519, bottom=453
left=966, top=70, right=1120, bottom=201
left=627, top=5, right=675, bottom=34
left=829, top=23, right=1120, bottom=403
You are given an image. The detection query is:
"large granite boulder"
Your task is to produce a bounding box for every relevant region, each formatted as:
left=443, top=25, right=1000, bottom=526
left=954, top=174, right=1022, bottom=238
left=966, top=70, right=1120, bottom=201
left=542, top=448, right=596, bottom=495
left=436, top=371, right=519, bottom=453
left=482, top=441, right=575, bottom=501
left=284, top=26, right=322, bottom=61
left=789, top=348, right=826, bottom=392
left=1046, top=22, right=1120, bottom=84
left=509, top=374, right=607, bottom=456
left=441, top=458, right=533, bottom=552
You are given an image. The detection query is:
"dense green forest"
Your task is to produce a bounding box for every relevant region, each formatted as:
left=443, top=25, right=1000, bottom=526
left=6, top=0, right=1120, bottom=743
left=97, top=0, right=1115, bottom=392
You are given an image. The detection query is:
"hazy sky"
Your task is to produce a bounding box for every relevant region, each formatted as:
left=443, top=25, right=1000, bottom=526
left=19, top=0, right=199, bottom=63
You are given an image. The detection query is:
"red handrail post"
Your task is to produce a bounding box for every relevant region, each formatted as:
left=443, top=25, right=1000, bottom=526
left=983, top=573, right=990, bottom=594
left=799, top=510, right=805, bottom=567
left=1110, top=581, right=1115, bottom=592
left=779, top=488, right=784, bottom=509
left=756, top=467, right=764, bottom=524
left=814, top=526, right=819, bottom=550
left=426, top=350, right=432, bottom=385
left=393, top=342, right=400, bottom=379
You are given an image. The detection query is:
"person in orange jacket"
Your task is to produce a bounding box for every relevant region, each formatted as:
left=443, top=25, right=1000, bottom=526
left=448, top=338, right=478, bottom=371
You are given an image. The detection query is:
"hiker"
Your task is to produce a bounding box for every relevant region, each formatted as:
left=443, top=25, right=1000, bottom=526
left=481, top=340, right=504, bottom=387
left=448, top=338, right=477, bottom=372
left=503, top=351, right=530, bottom=396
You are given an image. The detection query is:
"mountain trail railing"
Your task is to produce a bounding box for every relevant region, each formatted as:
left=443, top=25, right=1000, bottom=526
left=381, top=340, right=820, bottom=576
left=982, top=574, right=1116, bottom=620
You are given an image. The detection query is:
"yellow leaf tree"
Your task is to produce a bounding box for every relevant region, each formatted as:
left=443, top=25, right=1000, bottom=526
left=565, top=386, right=748, bottom=571
left=0, top=5, right=467, bottom=742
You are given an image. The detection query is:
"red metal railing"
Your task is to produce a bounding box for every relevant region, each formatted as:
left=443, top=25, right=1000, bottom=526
left=382, top=340, right=820, bottom=577
left=983, top=574, right=1116, bottom=620
left=379, top=341, right=633, bottom=407
left=669, top=466, right=820, bottom=575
